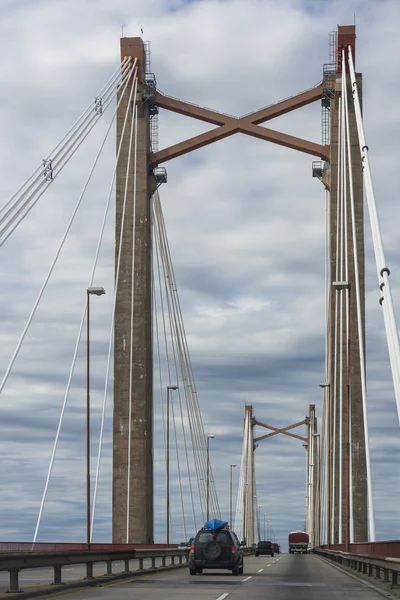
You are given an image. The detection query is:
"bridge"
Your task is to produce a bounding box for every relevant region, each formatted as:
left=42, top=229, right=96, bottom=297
left=1, top=10, right=400, bottom=600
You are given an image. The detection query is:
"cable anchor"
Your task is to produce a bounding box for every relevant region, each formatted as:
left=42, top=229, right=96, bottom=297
left=42, top=159, right=53, bottom=182
left=94, top=96, right=103, bottom=115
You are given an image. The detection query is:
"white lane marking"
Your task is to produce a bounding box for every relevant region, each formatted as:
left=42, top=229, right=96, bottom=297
left=257, top=568, right=264, bottom=572
left=267, top=564, right=271, bottom=567
left=242, top=575, right=252, bottom=582
left=216, top=594, right=229, bottom=600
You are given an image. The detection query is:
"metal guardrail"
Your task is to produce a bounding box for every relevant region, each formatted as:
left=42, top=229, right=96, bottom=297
left=0, top=547, right=188, bottom=593
left=315, top=548, right=400, bottom=588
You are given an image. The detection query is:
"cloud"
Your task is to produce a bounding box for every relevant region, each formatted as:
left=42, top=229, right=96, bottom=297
left=0, top=0, right=400, bottom=549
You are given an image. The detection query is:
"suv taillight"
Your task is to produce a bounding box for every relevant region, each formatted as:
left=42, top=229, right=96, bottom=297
left=190, top=545, right=195, bottom=553
left=232, top=546, right=237, bottom=553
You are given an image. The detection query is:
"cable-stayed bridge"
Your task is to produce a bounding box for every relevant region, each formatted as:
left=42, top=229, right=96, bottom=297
left=1, top=21, right=400, bottom=599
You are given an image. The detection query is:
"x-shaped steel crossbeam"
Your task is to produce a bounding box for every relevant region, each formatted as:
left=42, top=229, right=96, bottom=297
left=150, top=83, right=329, bottom=168
left=253, top=418, right=308, bottom=444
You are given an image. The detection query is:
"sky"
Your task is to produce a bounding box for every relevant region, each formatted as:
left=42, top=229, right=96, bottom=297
left=1, top=0, right=400, bottom=550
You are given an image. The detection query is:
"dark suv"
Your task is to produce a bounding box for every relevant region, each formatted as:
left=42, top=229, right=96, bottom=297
left=273, top=543, right=280, bottom=554
left=189, top=527, right=244, bottom=575
left=255, top=540, right=274, bottom=557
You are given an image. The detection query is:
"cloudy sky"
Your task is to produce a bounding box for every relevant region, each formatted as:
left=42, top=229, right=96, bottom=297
left=1, top=0, right=400, bottom=549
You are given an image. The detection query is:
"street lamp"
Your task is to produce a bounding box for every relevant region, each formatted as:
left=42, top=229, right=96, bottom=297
left=319, top=382, right=331, bottom=545
left=229, top=464, right=237, bottom=530
left=86, top=286, right=105, bottom=550
left=206, top=435, right=215, bottom=520
left=166, top=385, right=178, bottom=545
left=257, top=504, right=262, bottom=541
left=263, top=514, right=266, bottom=539
left=313, top=433, right=321, bottom=548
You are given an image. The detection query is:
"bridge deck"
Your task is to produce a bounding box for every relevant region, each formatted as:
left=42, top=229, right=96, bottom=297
left=1, top=553, right=394, bottom=600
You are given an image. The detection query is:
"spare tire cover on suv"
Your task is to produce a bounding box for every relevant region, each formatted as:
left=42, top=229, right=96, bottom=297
left=202, top=540, right=222, bottom=560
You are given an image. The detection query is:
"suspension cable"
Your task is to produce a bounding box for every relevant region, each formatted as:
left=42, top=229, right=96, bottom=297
left=126, top=98, right=139, bottom=543
left=342, top=51, right=375, bottom=540
left=0, top=59, right=130, bottom=222
left=154, top=193, right=220, bottom=518
left=91, top=71, right=138, bottom=539
left=153, top=198, right=201, bottom=531
left=331, top=94, right=342, bottom=544
left=158, top=196, right=221, bottom=519
left=31, top=61, right=136, bottom=544
left=0, top=64, right=134, bottom=402
left=0, top=60, right=131, bottom=230
left=0, top=61, right=132, bottom=247
left=347, top=46, right=400, bottom=423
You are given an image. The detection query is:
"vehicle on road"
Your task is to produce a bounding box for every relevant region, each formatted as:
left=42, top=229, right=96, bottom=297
left=188, top=519, right=244, bottom=576
left=255, top=540, right=274, bottom=557
left=273, top=543, right=280, bottom=554
left=288, top=530, right=309, bottom=554
left=178, top=537, right=194, bottom=548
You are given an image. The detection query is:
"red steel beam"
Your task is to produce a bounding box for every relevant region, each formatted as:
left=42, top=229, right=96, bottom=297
left=254, top=418, right=307, bottom=443
left=151, top=83, right=327, bottom=166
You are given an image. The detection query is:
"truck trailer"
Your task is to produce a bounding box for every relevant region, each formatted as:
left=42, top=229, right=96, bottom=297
left=288, top=530, right=309, bottom=554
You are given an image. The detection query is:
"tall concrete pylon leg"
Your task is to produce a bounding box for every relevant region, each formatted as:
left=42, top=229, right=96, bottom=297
left=328, top=26, right=367, bottom=543
left=113, top=38, right=156, bottom=543
left=242, top=405, right=255, bottom=547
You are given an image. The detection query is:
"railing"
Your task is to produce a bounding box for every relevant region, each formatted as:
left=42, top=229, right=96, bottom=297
left=0, top=542, right=177, bottom=553
left=0, top=547, right=188, bottom=594
left=318, top=540, right=400, bottom=559
left=315, top=547, right=400, bottom=588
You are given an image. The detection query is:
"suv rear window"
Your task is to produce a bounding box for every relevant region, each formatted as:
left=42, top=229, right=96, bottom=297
left=198, top=533, right=213, bottom=543
left=258, top=541, right=272, bottom=547
left=197, top=531, right=231, bottom=544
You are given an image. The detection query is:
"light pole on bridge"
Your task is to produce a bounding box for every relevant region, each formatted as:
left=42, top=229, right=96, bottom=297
left=263, top=514, right=266, bottom=539
left=86, top=286, right=106, bottom=550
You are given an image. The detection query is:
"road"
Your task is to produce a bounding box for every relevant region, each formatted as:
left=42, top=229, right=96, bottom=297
left=14, top=552, right=390, bottom=600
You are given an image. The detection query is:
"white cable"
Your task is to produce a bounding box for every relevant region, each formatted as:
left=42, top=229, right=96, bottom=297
left=90, top=69, right=138, bottom=539
left=349, top=389, right=354, bottom=543
left=0, top=73, right=133, bottom=398
left=342, top=54, right=375, bottom=541
left=0, top=63, right=133, bottom=246
left=340, top=72, right=351, bottom=542
left=126, top=95, right=139, bottom=543
left=153, top=205, right=198, bottom=531
left=323, top=186, right=330, bottom=545
left=31, top=63, right=135, bottom=544
left=0, top=61, right=131, bottom=229
left=331, top=94, right=342, bottom=544
left=338, top=75, right=345, bottom=544
left=348, top=46, right=400, bottom=423
left=154, top=194, right=221, bottom=518
left=153, top=202, right=204, bottom=528
left=0, top=59, right=129, bottom=221
left=171, top=395, right=188, bottom=540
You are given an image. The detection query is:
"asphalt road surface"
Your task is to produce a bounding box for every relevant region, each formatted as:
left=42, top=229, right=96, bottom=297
left=14, top=552, right=391, bottom=600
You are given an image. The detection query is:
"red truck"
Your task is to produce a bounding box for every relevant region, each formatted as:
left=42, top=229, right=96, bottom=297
left=288, top=531, right=309, bottom=554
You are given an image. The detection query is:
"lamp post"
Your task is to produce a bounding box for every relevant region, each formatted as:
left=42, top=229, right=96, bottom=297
left=313, top=433, right=321, bottom=548
left=333, top=280, right=350, bottom=551
left=263, top=514, right=266, bottom=539
left=257, top=505, right=262, bottom=541
left=229, top=464, right=237, bottom=530
left=86, top=286, right=105, bottom=550
left=206, top=434, right=215, bottom=520
left=166, top=385, right=178, bottom=544
left=319, top=382, right=331, bottom=546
